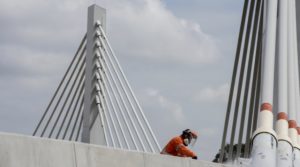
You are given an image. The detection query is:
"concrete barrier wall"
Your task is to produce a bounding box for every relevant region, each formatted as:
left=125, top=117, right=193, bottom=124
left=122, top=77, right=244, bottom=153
left=0, top=133, right=230, bottom=167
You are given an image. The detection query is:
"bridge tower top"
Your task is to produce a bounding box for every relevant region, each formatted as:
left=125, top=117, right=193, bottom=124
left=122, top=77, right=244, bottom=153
left=82, top=4, right=106, bottom=144
left=32, top=4, right=161, bottom=153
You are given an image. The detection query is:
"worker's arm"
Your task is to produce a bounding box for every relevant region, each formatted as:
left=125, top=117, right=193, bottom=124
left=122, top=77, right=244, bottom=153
left=176, top=144, right=197, bottom=158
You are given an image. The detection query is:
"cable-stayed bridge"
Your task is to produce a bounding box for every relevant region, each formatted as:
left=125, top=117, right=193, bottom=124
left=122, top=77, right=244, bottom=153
left=31, top=5, right=161, bottom=153
left=0, top=4, right=228, bottom=167
left=0, top=0, right=300, bottom=167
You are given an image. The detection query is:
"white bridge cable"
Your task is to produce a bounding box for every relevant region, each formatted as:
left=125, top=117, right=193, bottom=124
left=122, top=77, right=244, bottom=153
left=95, top=94, right=109, bottom=145
left=96, top=52, right=126, bottom=149
left=96, top=63, right=130, bottom=149
left=96, top=72, right=122, bottom=148
left=56, top=71, right=85, bottom=139
left=292, top=0, right=300, bottom=124
left=76, top=109, right=84, bottom=141
left=96, top=59, right=131, bottom=149
left=39, top=46, right=86, bottom=137
left=97, top=25, right=160, bottom=152
left=96, top=47, right=144, bottom=151
left=219, top=0, right=250, bottom=162
left=69, top=97, right=84, bottom=141
left=62, top=81, right=85, bottom=139
left=288, top=0, right=297, bottom=121
left=48, top=57, right=86, bottom=138
left=96, top=24, right=161, bottom=151
left=236, top=0, right=262, bottom=157
left=33, top=34, right=87, bottom=136
left=95, top=77, right=117, bottom=148
left=95, top=87, right=114, bottom=147
left=96, top=41, right=147, bottom=152
left=244, top=7, right=263, bottom=157
left=228, top=0, right=256, bottom=158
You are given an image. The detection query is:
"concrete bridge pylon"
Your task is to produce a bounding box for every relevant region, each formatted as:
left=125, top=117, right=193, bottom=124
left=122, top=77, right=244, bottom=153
left=32, top=4, right=161, bottom=154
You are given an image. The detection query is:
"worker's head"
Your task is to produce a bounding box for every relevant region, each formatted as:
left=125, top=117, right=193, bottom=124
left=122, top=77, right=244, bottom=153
left=181, top=129, right=198, bottom=146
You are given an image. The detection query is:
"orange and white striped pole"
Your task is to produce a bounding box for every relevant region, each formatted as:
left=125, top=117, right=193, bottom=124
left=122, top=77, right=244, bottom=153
left=251, top=0, right=278, bottom=166
left=290, top=0, right=300, bottom=165
left=287, top=0, right=298, bottom=151
left=274, top=0, right=293, bottom=166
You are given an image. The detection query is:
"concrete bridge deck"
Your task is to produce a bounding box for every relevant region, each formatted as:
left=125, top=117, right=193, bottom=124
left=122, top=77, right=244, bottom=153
left=0, top=132, right=229, bottom=167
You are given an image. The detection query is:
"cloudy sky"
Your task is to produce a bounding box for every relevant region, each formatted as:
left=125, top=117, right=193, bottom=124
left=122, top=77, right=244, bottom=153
left=0, top=0, right=244, bottom=161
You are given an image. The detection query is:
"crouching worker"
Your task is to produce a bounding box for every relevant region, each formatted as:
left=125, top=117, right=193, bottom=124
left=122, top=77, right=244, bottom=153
left=161, top=129, right=198, bottom=159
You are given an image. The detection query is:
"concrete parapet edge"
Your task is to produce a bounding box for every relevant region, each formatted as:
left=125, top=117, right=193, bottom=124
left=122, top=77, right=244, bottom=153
left=0, top=132, right=230, bottom=167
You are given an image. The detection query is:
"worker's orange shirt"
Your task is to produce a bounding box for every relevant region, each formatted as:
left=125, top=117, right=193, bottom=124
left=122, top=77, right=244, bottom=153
left=161, top=136, right=196, bottom=157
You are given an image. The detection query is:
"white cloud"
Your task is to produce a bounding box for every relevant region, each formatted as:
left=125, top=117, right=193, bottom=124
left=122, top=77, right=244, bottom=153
left=0, top=0, right=236, bottom=161
left=194, top=84, right=229, bottom=103
left=199, top=127, right=217, bottom=137
left=145, top=88, right=185, bottom=125
left=0, top=0, right=220, bottom=80
left=104, top=0, right=219, bottom=64
left=0, top=45, right=69, bottom=76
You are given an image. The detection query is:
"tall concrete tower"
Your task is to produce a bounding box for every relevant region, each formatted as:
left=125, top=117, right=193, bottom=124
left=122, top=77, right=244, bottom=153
left=82, top=4, right=106, bottom=145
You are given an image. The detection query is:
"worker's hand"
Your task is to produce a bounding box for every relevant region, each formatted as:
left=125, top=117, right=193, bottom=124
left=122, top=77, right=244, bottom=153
left=192, top=156, right=198, bottom=160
